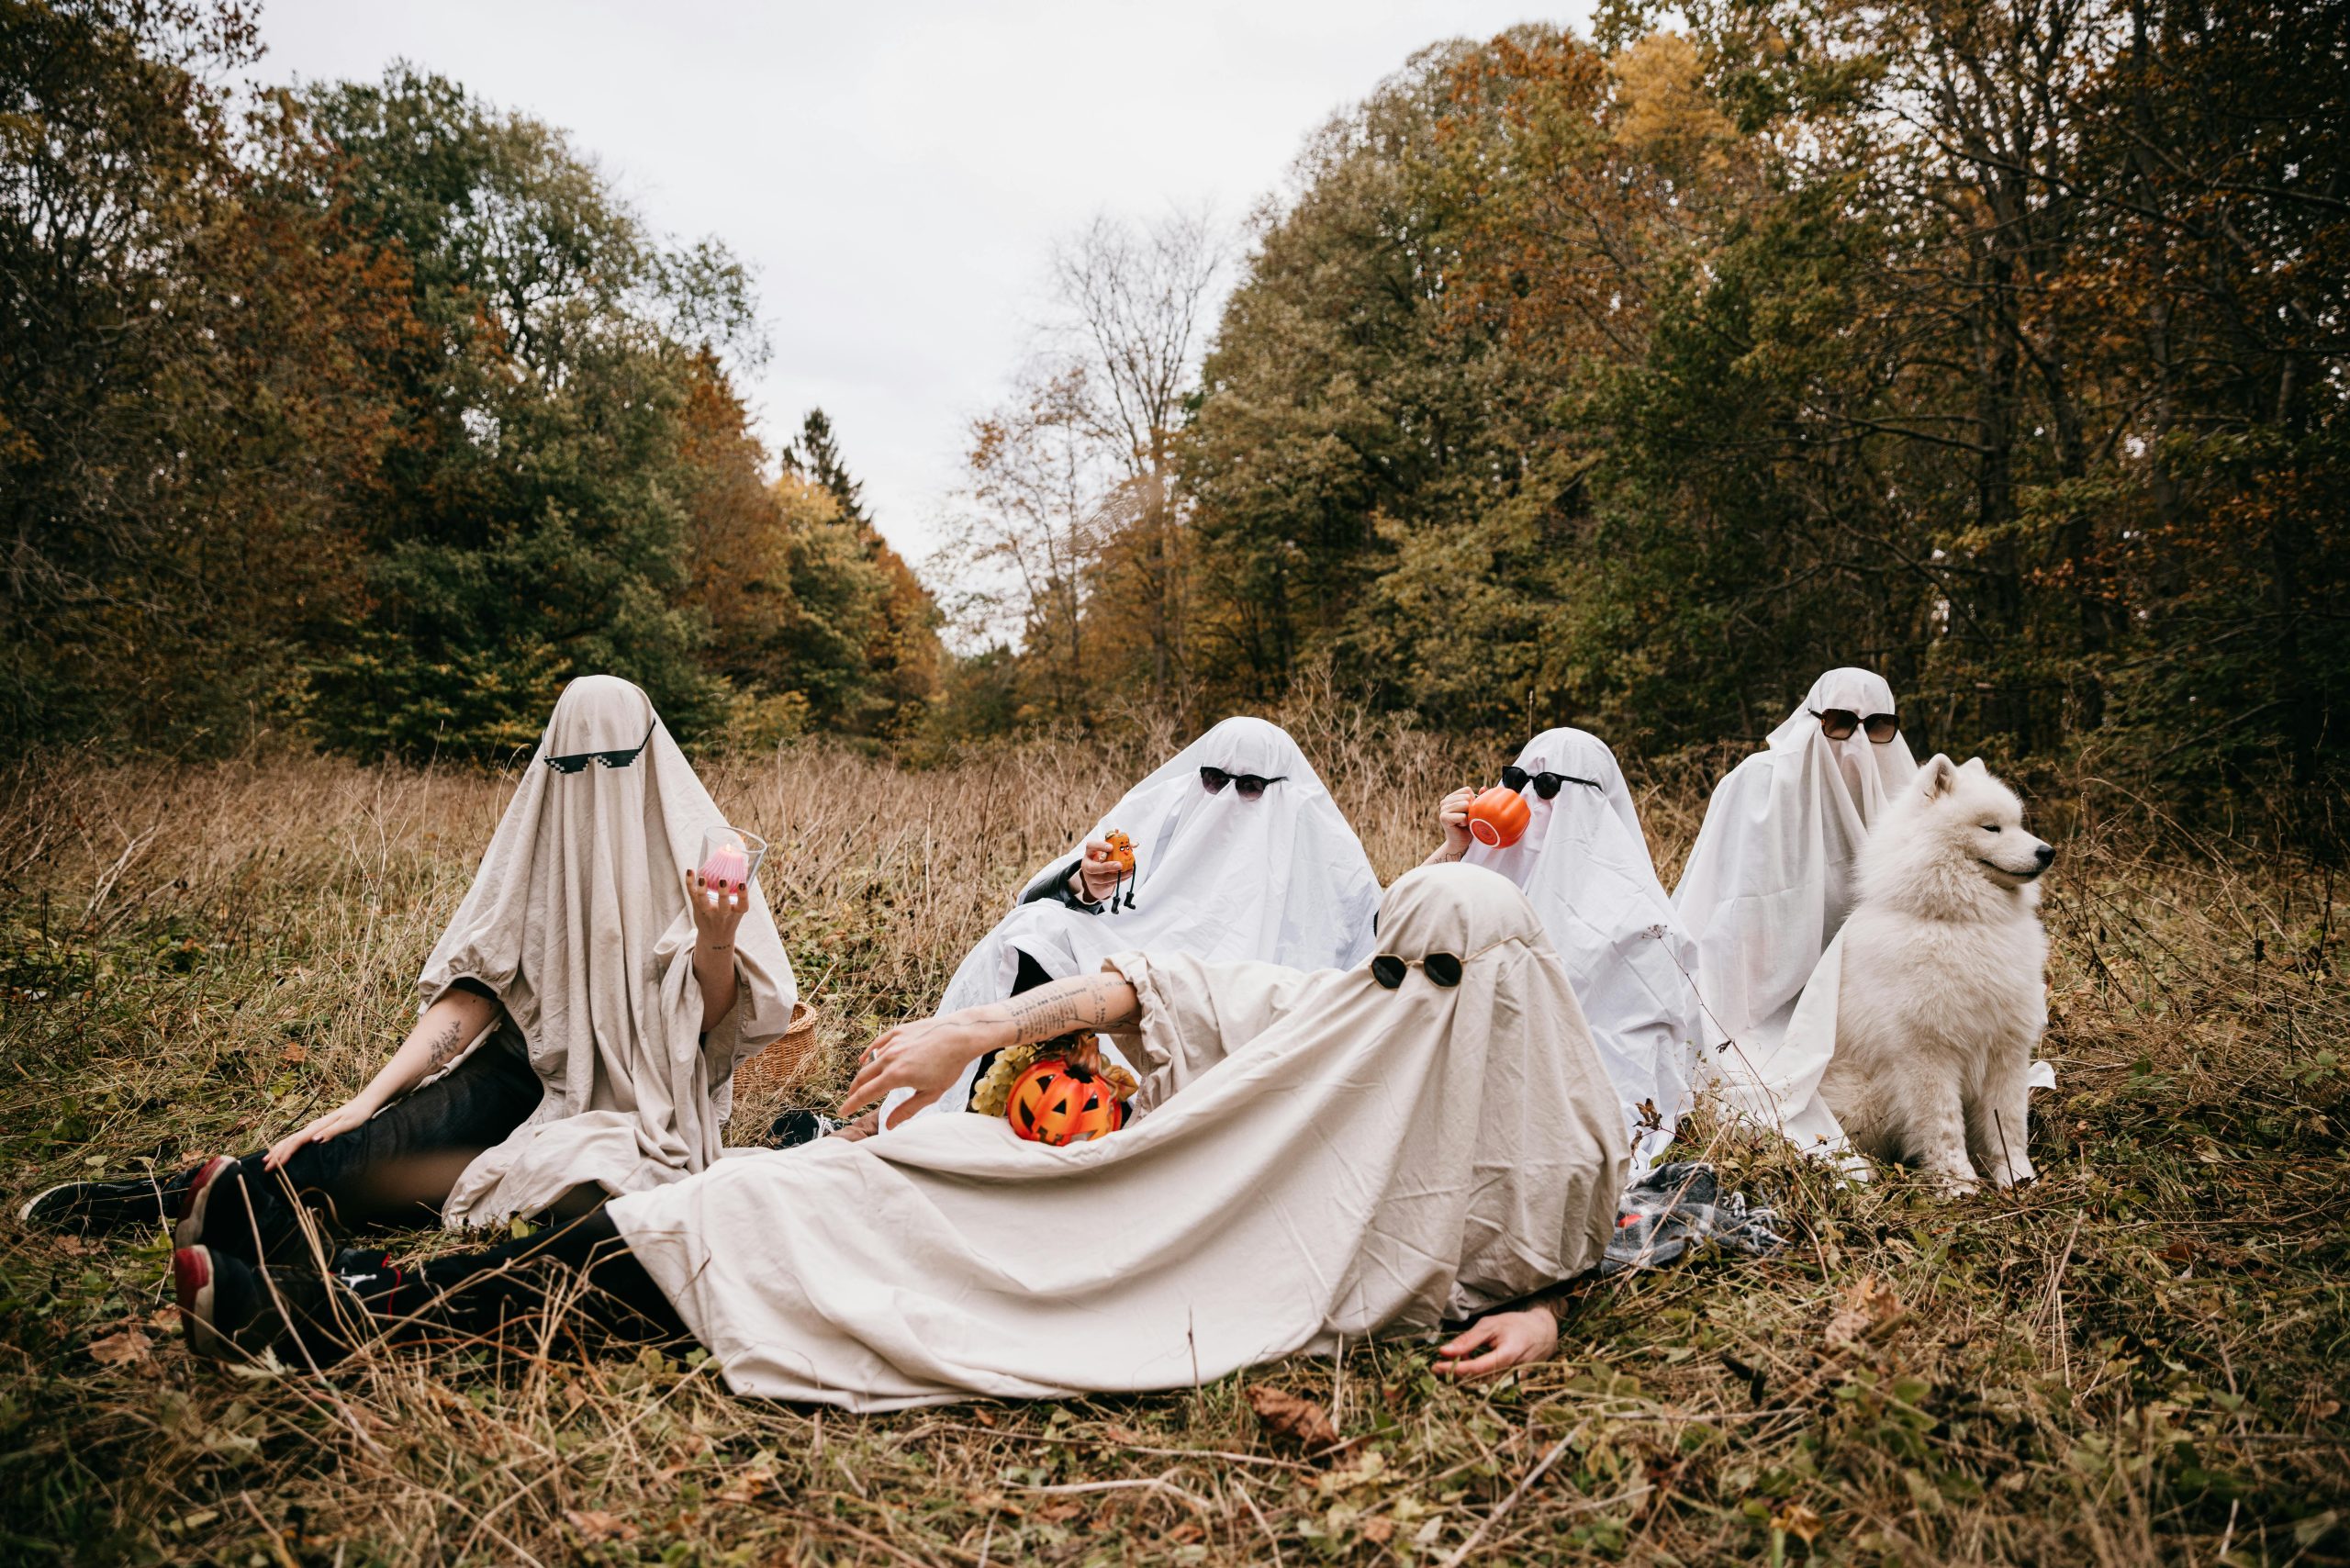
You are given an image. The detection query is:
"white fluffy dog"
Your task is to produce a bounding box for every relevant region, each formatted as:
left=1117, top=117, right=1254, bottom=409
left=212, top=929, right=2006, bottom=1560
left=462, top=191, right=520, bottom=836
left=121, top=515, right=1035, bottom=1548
left=1819, top=755, right=2053, bottom=1191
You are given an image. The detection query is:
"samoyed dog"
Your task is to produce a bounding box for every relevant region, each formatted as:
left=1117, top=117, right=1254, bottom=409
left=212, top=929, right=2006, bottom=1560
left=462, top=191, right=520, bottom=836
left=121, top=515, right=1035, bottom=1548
left=1819, top=755, right=2053, bottom=1192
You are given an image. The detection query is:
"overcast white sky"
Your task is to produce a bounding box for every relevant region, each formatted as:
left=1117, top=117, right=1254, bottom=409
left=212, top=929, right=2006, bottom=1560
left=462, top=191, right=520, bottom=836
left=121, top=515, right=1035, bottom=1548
left=252, top=2, right=1583, bottom=564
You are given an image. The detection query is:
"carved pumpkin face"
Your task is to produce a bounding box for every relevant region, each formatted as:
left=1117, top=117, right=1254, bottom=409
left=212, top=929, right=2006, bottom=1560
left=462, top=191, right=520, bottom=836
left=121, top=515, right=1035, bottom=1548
left=1006, top=1058, right=1127, bottom=1146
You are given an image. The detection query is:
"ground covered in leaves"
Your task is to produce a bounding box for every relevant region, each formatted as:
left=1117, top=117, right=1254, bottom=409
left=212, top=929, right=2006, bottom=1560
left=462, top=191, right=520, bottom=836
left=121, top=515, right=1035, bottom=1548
left=1, top=729, right=2344, bottom=1565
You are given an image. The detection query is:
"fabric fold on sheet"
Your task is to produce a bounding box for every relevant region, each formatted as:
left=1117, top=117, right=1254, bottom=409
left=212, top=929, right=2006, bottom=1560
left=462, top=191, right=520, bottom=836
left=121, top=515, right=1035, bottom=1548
left=1463, top=727, right=1700, bottom=1172
left=420, top=676, right=795, bottom=1226
left=898, top=716, right=1381, bottom=1126
left=610, top=864, right=1625, bottom=1410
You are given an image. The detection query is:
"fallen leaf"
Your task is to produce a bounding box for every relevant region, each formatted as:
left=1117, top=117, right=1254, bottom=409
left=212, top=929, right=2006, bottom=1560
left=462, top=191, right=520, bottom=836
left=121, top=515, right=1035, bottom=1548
left=565, top=1510, right=638, bottom=1543
left=714, top=1468, right=775, bottom=1505
left=1772, top=1500, right=1824, bottom=1544
left=1824, top=1275, right=1901, bottom=1350
left=1246, top=1383, right=1338, bottom=1450
left=1360, top=1516, right=1397, bottom=1545
left=279, top=1043, right=308, bottom=1066
left=89, top=1328, right=151, bottom=1368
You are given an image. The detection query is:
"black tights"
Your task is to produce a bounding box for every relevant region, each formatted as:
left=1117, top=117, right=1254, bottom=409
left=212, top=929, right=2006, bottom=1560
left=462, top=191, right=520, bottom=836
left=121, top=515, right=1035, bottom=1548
left=332, top=1207, right=690, bottom=1355
left=210, top=1044, right=543, bottom=1261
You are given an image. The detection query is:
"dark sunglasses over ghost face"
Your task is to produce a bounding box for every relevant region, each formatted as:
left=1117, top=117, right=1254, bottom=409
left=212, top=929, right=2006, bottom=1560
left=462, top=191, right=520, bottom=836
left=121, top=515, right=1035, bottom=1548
left=1499, top=765, right=1604, bottom=800
left=543, top=722, right=655, bottom=774
left=1371, top=951, right=1464, bottom=989
left=1200, top=766, right=1287, bottom=800
left=1809, top=708, right=1900, bottom=744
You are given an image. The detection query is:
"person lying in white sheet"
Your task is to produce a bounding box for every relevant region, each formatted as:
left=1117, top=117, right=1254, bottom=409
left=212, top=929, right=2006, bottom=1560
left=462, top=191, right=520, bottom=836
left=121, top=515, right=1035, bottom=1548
left=171, top=866, right=1628, bottom=1408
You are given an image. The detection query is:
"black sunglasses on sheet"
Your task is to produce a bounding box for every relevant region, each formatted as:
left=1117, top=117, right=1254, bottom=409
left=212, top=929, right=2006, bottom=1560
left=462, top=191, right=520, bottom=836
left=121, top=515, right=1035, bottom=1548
left=1499, top=765, right=1603, bottom=800
left=1200, top=767, right=1287, bottom=800
left=543, top=722, right=656, bottom=774
left=1371, top=952, right=1464, bottom=989
left=1809, top=708, right=1900, bottom=744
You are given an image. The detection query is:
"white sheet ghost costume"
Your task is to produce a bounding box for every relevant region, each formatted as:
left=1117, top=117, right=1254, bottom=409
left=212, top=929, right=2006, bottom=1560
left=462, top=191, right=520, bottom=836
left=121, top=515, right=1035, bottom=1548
left=422, top=676, right=797, bottom=1226
left=609, top=864, right=1627, bottom=1410
left=1672, top=668, right=1915, bottom=1155
left=1461, top=728, right=1700, bottom=1173
left=892, top=716, right=1382, bottom=1126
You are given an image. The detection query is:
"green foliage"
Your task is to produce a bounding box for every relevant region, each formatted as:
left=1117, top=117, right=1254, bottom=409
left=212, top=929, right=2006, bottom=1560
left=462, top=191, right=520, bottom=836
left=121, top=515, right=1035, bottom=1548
left=0, top=11, right=937, bottom=761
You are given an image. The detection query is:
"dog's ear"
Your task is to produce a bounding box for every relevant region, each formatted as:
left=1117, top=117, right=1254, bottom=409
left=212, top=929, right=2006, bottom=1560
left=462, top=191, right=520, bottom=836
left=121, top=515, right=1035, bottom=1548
left=1958, top=756, right=1989, bottom=777
left=1920, top=754, right=1961, bottom=799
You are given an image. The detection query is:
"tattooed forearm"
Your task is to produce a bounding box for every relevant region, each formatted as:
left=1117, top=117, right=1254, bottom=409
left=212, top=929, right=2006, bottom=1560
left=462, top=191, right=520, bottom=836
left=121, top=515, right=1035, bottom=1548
left=998, top=975, right=1139, bottom=1047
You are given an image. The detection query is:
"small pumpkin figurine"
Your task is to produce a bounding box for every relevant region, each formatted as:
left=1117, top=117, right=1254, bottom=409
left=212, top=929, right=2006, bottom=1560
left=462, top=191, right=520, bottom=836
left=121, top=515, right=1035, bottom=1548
left=1006, top=1048, right=1127, bottom=1146
left=1465, top=785, right=1533, bottom=848
left=1101, top=829, right=1137, bottom=910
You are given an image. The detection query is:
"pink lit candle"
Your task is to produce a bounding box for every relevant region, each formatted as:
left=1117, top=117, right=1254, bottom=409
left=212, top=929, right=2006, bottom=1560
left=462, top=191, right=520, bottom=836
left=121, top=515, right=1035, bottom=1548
left=697, top=826, right=766, bottom=906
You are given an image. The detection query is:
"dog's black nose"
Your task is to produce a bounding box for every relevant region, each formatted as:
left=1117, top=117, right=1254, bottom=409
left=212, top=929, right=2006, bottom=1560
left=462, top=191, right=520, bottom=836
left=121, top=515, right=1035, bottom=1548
left=2033, top=844, right=2055, bottom=868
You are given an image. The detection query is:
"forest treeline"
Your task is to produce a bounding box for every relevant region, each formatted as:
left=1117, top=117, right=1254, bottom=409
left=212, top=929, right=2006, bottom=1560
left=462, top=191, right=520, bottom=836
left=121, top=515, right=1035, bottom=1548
left=2, top=0, right=937, bottom=757
left=6, top=0, right=2344, bottom=812
left=948, top=0, right=2344, bottom=811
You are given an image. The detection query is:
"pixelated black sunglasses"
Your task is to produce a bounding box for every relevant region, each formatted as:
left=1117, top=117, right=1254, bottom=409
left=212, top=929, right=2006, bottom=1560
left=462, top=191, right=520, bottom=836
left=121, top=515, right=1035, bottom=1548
left=543, top=722, right=655, bottom=774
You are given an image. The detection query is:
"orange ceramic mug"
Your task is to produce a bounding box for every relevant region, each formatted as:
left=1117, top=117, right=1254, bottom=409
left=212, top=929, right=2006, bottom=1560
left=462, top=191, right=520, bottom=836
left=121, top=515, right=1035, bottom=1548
left=1465, top=786, right=1532, bottom=848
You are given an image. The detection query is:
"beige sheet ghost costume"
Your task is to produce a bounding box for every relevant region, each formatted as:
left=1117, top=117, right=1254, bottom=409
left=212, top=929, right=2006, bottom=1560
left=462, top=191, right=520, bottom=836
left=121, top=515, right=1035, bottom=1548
left=898, top=716, right=1382, bottom=1125
left=609, top=864, right=1625, bottom=1410
left=428, top=676, right=796, bottom=1226
left=1672, top=668, right=1914, bottom=1154
left=1462, top=728, right=1700, bottom=1173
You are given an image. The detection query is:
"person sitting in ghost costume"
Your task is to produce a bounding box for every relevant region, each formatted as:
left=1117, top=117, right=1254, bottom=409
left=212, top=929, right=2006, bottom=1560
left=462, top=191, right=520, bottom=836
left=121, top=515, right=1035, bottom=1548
left=786, top=716, right=1382, bottom=1141
left=22, top=676, right=797, bottom=1258
left=1424, top=726, right=1700, bottom=1174
left=170, top=865, right=1629, bottom=1410
left=1671, top=667, right=1917, bottom=1153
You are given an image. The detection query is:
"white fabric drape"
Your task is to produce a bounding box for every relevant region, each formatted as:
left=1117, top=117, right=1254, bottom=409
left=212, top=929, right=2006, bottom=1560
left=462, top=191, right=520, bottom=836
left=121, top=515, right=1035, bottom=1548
left=1462, top=727, right=1699, bottom=1172
left=896, top=716, right=1382, bottom=1125
left=1672, top=667, right=1916, bottom=1154
left=609, top=864, right=1626, bottom=1410
left=420, top=676, right=796, bottom=1226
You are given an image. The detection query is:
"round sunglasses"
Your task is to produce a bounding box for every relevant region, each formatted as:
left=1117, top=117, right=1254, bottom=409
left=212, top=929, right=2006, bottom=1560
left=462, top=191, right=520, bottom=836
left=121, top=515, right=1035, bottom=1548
left=1809, top=708, right=1900, bottom=744
left=1200, top=766, right=1287, bottom=800
left=1499, top=765, right=1604, bottom=800
left=1371, top=951, right=1463, bottom=989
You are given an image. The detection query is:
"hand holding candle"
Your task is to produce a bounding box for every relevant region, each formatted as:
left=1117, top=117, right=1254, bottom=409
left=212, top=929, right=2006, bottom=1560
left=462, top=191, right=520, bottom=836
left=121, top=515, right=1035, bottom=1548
left=696, top=825, right=766, bottom=908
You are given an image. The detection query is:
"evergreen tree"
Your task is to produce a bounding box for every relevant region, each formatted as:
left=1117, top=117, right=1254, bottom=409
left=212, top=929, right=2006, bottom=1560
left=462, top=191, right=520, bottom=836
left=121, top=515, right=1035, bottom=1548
left=789, top=409, right=873, bottom=533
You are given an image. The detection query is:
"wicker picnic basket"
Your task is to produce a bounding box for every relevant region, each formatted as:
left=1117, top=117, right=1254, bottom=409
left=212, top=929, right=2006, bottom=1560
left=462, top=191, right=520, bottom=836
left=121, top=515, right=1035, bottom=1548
left=732, top=999, right=821, bottom=1100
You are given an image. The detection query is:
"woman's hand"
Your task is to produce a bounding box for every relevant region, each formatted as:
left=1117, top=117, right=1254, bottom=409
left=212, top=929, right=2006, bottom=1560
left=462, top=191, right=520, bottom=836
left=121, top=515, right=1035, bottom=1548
left=263, top=1095, right=379, bottom=1171
left=840, top=1009, right=1008, bottom=1123
left=1067, top=839, right=1125, bottom=903
left=1433, top=1306, right=1558, bottom=1381
left=1428, top=786, right=1477, bottom=865
left=686, top=868, right=749, bottom=946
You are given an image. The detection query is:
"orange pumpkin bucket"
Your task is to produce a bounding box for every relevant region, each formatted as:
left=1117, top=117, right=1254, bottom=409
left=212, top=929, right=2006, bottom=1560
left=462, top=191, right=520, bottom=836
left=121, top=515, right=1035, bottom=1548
left=1465, top=786, right=1532, bottom=848
left=1005, top=1057, right=1127, bottom=1146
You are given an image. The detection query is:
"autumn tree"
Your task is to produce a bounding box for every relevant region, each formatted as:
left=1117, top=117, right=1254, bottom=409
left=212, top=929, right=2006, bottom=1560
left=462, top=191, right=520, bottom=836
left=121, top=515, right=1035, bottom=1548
left=0, top=0, right=413, bottom=748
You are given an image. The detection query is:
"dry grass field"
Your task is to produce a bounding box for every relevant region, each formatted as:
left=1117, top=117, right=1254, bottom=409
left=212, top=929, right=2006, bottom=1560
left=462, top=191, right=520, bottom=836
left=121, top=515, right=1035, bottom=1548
left=1, top=700, right=2344, bottom=1566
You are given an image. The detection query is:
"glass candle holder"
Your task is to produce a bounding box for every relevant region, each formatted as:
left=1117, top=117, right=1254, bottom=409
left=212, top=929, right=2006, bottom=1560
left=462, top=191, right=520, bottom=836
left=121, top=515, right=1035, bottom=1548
left=698, top=824, right=767, bottom=906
